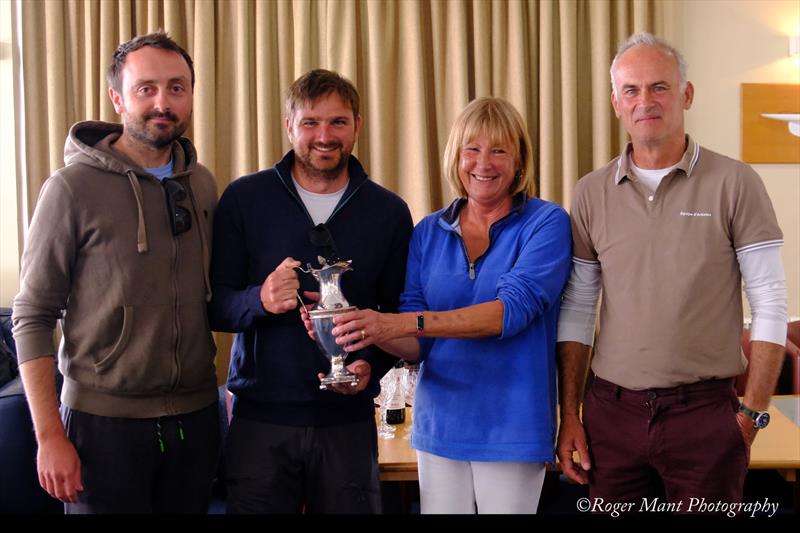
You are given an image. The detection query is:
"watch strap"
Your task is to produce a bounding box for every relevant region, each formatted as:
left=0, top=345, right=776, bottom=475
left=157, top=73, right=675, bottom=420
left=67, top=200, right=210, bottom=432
left=739, top=403, right=758, bottom=419
left=739, top=402, right=770, bottom=429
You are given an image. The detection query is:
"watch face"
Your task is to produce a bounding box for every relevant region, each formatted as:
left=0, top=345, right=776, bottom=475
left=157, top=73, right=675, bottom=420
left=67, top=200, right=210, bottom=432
left=754, top=412, right=770, bottom=429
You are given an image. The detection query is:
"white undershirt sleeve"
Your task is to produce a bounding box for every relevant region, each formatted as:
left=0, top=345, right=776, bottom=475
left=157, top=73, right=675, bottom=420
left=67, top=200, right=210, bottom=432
left=556, top=259, right=601, bottom=345
left=738, top=244, right=788, bottom=346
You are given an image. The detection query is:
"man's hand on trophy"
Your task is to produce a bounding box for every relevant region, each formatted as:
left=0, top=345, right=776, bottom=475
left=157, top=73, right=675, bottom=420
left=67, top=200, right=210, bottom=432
left=318, top=360, right=371, bottom=395
left=332, top=309, right=394, bottom=352
left=299, top=291, right=320, bottom=340
left=260, top=257, right=302, bottom=314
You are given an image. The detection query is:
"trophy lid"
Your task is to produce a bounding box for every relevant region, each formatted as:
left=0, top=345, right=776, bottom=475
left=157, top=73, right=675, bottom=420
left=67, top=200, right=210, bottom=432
left=300, top=256, right=354, bottom=312
left=301, top=256, right=352, bottom=275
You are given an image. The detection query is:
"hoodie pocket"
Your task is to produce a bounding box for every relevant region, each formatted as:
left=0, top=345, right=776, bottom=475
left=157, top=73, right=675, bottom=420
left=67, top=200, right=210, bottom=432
left=93, top=306, right=133, bottom=373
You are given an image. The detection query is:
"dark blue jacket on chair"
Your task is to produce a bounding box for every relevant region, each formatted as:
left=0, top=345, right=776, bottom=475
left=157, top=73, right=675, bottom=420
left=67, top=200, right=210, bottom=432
left=0, top=307, right=62, bottom=513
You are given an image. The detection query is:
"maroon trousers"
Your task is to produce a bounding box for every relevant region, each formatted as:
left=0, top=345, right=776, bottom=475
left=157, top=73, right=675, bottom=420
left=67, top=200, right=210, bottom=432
left=583, top=376, right=748, bottom=514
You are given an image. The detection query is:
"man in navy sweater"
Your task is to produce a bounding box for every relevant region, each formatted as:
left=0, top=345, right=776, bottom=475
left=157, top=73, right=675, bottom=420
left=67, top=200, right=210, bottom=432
left=209, top=69, right=413, bottom=514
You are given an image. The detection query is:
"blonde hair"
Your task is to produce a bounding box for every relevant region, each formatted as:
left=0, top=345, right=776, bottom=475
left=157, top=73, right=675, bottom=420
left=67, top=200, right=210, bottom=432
left=442, top=97, right=535, bottom=198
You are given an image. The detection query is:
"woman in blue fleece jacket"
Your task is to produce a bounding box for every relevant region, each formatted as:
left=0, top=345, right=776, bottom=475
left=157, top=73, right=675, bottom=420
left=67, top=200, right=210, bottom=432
left=320, top=98, right=572, bottom=514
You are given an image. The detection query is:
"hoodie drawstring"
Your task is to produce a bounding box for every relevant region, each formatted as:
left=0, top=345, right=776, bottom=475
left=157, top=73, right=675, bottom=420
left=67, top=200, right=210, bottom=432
left=126, top=170, right=149, bottom=253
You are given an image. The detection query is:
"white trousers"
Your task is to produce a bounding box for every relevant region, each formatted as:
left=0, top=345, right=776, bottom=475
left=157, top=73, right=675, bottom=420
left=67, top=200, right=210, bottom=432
left=417, top=450, right=547, bottom=514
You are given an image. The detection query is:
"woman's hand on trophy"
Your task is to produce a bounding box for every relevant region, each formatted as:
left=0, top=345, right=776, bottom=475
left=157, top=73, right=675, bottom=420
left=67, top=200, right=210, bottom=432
left=318, top=360, right=371, bottom=395
left=332, top=309, right=395, bottom=352
left=299, top=291, right=320, bottom=340
left=260, top=257, right=302, bottom=314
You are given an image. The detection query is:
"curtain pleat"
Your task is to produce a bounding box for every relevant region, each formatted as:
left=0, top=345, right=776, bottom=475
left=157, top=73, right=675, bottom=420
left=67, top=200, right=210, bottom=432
left=20, top=0, right=47, bottom=216
left=192, top=0, right=216, bottom=172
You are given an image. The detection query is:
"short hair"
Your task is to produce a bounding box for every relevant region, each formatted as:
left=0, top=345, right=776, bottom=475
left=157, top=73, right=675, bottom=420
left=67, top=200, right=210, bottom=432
left=285, top=69, right=360, bottom=121
left=442, top=97, right=535, bottom=199
left=107, top=31, right=195, bottom=92
left=610, top=32, right=688, bottom=96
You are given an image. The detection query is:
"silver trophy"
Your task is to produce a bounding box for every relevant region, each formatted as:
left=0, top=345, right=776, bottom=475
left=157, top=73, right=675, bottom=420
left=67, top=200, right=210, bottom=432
left=301, top=256, right=359, bottom=389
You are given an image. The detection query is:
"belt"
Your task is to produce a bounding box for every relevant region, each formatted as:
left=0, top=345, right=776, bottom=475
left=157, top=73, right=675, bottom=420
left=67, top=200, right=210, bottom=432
left=593, top=375, right=735, bottom=401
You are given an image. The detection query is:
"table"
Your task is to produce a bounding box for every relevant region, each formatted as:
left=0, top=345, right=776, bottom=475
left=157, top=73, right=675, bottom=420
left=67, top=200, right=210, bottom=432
left=376, top=398, right=800, bottom=482
left=750, top=395, right=800, bottom=510
left=376, top=407, right=418, bottom=481
left=749, top=395, right=800, bottom=479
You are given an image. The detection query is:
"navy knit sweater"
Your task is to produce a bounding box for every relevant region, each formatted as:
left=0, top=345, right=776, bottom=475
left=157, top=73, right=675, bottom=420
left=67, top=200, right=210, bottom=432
left=209, top=151, right=413, bottom=426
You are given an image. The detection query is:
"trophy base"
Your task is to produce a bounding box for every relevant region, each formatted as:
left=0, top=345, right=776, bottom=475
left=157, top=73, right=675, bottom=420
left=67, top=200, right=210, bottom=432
left=320, top=355, right=359, bottom=390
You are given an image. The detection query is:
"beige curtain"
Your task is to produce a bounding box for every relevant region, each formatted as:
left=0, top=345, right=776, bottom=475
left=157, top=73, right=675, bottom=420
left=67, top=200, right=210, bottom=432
left=14, top=0, right=659, bottom=381
left=18, top=0, right=659, bottom=219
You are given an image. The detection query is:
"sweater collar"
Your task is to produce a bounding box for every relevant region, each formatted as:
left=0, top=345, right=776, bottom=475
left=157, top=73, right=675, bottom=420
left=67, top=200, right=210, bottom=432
left=274, top=150, right=370, bottom=197
left=440, top=191, right=527, bottom=226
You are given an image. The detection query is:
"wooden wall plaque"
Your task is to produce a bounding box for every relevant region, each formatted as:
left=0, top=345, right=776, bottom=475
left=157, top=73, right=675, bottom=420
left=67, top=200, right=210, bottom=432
left=741, top=83, right=800, bottom=163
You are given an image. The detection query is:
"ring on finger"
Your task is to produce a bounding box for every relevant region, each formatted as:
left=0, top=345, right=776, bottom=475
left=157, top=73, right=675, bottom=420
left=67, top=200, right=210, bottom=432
left=360, top=329, right=367, bottom=341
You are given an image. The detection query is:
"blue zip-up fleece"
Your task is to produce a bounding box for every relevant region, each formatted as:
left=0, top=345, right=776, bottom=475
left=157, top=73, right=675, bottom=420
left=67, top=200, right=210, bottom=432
left=400, top=194, right=572, bottom=462
left=209, top=151, right=413, bottom=426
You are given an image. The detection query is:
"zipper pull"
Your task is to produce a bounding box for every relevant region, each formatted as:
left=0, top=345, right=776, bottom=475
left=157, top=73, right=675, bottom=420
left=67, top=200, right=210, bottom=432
left=468, top=262, right=475, bottom=280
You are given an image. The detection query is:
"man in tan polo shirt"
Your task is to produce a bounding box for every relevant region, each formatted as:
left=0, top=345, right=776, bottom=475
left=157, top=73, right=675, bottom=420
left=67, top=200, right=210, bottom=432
left=555, top=32, right=787, bottom=513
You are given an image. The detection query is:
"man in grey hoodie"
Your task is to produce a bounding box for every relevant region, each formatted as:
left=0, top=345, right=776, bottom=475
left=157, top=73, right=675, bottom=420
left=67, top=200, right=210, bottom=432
left=12, top=32, right=220, bottom=514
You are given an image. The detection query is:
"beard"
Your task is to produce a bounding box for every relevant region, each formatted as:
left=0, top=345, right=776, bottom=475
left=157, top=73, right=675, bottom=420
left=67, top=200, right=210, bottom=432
left=294, top=142, right=351, bottom=180
left=124, top=110, right=190, bottom=149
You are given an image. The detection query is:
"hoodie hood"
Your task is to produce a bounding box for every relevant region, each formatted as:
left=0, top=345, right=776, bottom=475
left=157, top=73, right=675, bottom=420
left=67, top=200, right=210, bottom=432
left=65, top=120, right=198, bottom=177
left=63, top=120, right=213, bottom=300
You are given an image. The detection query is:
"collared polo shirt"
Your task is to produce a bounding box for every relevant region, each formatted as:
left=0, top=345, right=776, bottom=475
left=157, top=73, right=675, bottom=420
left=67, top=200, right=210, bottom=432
left=570, top=136, right=783, bottom=389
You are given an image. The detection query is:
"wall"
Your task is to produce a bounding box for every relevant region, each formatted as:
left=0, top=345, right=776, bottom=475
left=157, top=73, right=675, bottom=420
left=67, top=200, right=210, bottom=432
left=662, top=0, right=800, bottom=319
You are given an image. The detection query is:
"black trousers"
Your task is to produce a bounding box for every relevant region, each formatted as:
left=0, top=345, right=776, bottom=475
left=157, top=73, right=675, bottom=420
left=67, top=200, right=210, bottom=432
left=224, top=416, right=382, bottom=514
left=62, top=402, right=220, bottom=514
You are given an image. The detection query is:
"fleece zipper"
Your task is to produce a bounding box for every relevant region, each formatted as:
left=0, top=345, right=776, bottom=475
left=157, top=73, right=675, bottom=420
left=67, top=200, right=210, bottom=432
left=446, top=204, right=521, bottom=282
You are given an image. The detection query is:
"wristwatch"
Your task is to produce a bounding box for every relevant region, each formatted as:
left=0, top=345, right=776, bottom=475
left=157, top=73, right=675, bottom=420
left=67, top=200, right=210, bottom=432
left=415, top=312, right=424, bottom=338
left=739, top=402, right=770, bottom=429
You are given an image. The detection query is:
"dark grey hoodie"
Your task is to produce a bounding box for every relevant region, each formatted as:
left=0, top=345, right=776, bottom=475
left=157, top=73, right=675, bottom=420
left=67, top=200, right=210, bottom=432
left=13, top=121, right=219, bottom=418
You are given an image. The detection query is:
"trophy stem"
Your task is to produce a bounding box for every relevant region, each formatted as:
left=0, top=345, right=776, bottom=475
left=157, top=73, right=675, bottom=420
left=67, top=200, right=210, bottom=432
left=319, top=355, right=359, bottom=390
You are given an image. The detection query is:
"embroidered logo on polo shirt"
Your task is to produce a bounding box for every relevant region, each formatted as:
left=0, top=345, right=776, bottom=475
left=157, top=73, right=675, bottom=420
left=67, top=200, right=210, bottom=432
left=679, top=211, right=712, bottom=217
